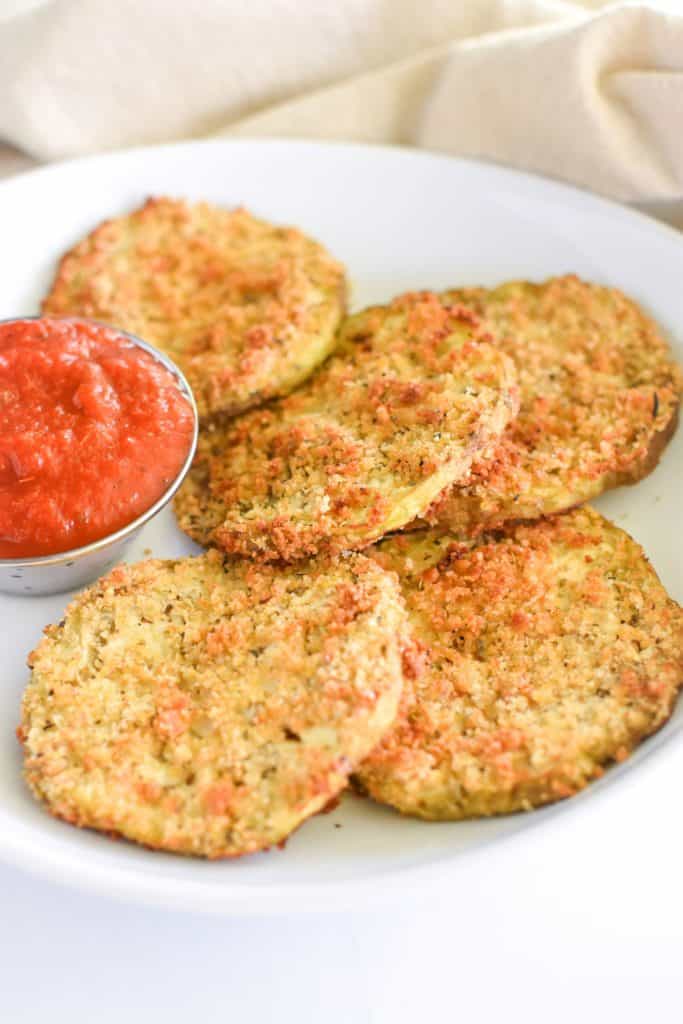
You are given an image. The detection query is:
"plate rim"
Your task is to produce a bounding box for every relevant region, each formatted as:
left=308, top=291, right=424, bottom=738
left=3, top=135, right=683, bottom=251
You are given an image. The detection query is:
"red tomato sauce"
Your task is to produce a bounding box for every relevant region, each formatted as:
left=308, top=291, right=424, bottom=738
left=0, top=318, right=195, bottom=558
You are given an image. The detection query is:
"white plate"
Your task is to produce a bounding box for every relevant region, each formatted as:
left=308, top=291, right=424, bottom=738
left=1, top=140, right=681, bottom=914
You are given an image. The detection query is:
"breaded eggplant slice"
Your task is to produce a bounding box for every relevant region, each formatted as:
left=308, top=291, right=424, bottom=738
left=19, top=551, right=406, bottom=858
left=357, top=507, right=683, bottom=819
left=423, top=277, right=681, bottom=533
left=174, top=292, right=518, bottom=560
left=42, top=197, right=346, bottom=418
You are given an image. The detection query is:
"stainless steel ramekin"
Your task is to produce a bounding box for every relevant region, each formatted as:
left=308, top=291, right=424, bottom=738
left=0, top=318, right=198, bottom=597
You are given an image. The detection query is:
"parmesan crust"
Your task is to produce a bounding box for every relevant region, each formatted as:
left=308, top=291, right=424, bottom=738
left=174, top=292, right=519, bottom=560
left=42, top=198, right=347, bottom=418
left=424, top=277, right=682, bottom=534
left=20, top=551, right=406, bottom=858
left=356, top=507, right=683, bottom=819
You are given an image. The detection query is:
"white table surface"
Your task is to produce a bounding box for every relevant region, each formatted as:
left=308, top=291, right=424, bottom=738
left=1, top=144, right=681, bottom=1024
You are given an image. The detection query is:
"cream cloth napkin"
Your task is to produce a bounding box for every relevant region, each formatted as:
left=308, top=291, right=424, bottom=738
left=0, top=0, right=682, bottom=201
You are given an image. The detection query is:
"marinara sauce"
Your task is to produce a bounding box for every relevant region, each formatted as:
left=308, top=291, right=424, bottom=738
left=0, top=318, right=195, bottom=558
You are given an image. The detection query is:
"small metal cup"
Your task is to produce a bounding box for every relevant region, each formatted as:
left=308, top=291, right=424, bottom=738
left=0, top=319, right=198, bottom=597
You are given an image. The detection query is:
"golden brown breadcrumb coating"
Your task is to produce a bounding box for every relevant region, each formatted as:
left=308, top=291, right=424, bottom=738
left=42, top=197, right=346, bottom=418
left=19, top=550, right=407, bottom=858
left=174, top=292, right=518, bottom=560
left=423, top=276, right=681, bottom=533
left=356, top=507, right=683, bottom=819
